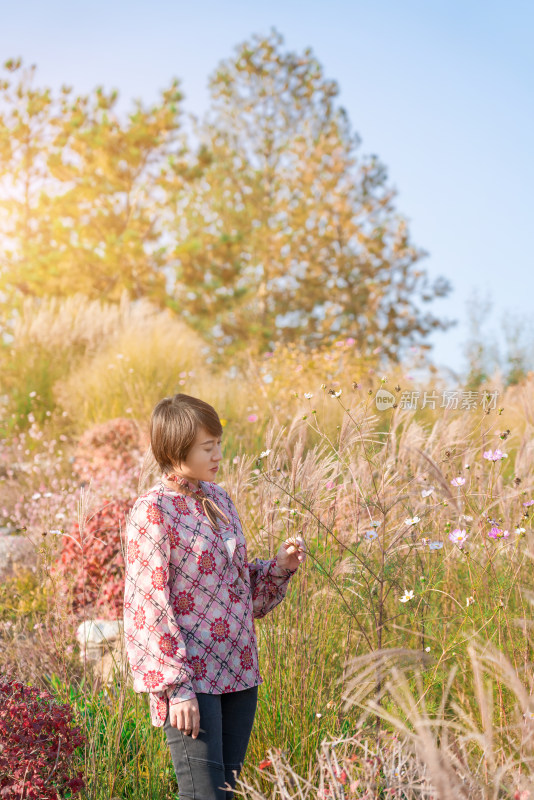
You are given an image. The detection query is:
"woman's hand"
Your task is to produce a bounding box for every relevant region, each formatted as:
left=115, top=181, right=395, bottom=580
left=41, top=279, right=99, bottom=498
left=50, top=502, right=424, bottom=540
left=169, top=697, right=200, bottom=738
left=275, top=535, right=307, bottom=571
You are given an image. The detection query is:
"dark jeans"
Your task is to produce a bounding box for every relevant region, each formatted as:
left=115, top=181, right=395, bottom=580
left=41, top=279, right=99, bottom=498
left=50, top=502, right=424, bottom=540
left=163, top=686, right=258, bottom=800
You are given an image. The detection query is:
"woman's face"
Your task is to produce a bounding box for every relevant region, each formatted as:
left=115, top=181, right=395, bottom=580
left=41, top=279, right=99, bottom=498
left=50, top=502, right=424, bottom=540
left=174, top=426, right=223, bottom=485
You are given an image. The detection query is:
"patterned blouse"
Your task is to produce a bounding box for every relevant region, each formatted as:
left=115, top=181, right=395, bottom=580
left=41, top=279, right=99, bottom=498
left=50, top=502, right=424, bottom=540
left=123, top=478, right=298, bottom=727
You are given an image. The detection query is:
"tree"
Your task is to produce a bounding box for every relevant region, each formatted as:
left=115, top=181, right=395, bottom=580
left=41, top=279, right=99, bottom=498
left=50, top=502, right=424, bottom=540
left=170, top=28, right=456, bottom=362
left=0, top=58, right=196, bottom=306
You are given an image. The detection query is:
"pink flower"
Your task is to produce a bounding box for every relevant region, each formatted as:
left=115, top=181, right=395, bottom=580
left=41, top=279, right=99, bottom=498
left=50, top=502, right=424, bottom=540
left=523, top=500, right=534, bottom=507
left=448, top=528, right=468, bottom=547
left=483, top=449, right=508, bottom=461
left=325, top=480, right=335, bottom=489
left=451, top=477, right=466, bottom=487
left=247, top=414, right=258, bottom=422
left=345, top=337, right=356, bottom=345
left=488, top=526, right=510, bottom=540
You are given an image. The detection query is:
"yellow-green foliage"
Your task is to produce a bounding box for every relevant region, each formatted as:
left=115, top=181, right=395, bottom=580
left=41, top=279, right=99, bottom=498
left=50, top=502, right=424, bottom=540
left=0, top=567, right=50, bottom=623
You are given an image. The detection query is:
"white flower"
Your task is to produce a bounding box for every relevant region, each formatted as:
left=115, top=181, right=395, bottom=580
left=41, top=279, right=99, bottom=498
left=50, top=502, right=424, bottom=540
left=451, top=477, right=466, bottom=487
left=405, top=516, right=420, bottom=526
left=43, top=492, right=52, bottom=498
left=365, top=530, right=378, bottom=541
left=425, top=646, right=431, bottom=652
left=49, top=529, right=62, bottom=535
left=400, top=590, right=414, bottom=603
left=370, top=520, right=381, bottom=528
left=429, top=541, right=443, bottom=550
left=259, top=449, right=271, bottom=458
left=466, top=596, right=475, bottom=607
left=29, top=391, right=36, bottom=398
left=304, top=392, right=314, bottom=399
left=516, top=527, right=526, bottom=534
left=32, top=493, right=41, bottom=500
left=330, top=390, right=342, bottom=398
left=315, top=712, right=322, bottom=718
left=421, top=487, right=434, bottom=497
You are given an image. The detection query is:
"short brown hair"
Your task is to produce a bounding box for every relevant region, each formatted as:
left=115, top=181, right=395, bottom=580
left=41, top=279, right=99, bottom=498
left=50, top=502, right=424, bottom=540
left=150, top=393, right=223, bottom=474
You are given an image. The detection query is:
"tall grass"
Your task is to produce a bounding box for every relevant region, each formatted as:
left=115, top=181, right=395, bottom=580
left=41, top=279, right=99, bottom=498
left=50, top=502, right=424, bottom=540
left=2, top=296, right=534, bottom=797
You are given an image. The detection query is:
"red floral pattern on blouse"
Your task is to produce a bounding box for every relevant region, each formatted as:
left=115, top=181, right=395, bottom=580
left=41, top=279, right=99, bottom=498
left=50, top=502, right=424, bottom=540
left=123, top=480, right=297, bottom=727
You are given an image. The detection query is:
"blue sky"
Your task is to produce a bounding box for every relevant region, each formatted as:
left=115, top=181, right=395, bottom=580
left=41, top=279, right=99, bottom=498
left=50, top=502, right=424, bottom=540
left=2, top=0, right=532, bottom=381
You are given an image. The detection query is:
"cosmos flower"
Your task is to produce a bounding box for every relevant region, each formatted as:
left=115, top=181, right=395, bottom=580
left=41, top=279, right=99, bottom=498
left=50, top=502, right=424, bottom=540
left=448, top=528, right=468, bottom=547
left=365, top=530, right=378, bottom=541
left=405, top=516, right=420, bottom=526
left=304, top=392, right=314, bottom=399
left=259, top=449, right=271, bottom=458
left=400, top=590, right=414, bottom=603
left=450, top=477, right=466, bottom=487
left=483, top=449, right=508, bottom=461
left=487, top=526, right=510, bottom=540
left=421, top=487, right=434, bottom=497
left=429, top=541, right=443, bottom=550
left=247, top=414, right=258, bottom=422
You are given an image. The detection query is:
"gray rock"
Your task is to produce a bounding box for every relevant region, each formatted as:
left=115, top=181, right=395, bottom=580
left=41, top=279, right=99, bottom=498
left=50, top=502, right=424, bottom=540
left=76, top=618, right=126, bottom=685
left=0, top=535, right=37, bottom=582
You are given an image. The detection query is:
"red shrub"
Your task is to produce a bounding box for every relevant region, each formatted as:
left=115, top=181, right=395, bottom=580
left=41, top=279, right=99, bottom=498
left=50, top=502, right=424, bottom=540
left=72, top=417, right=148, bottom=484
left=54, top=418, right=146, bottom=618
left=57, top=497, right=135, bottom=619
left=0, top=678, right=86, bottom=800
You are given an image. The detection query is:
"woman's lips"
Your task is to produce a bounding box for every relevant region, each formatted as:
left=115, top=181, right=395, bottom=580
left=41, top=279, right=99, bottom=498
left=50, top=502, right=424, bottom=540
left=210, top=466, right=219, bottom=472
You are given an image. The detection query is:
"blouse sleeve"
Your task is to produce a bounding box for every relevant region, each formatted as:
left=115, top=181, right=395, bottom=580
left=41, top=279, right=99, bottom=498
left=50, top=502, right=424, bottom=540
left=123, top=497, right=196, bottom=706
left=247, top=556, right=298, bottom=619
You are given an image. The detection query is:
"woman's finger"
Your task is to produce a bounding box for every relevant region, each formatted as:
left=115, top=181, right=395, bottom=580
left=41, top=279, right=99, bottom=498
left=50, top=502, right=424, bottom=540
left=192, top=708, right=200, bottom=738
left=296, top=536, right=307, bottom=554
left=184, top=708, right=193, bottom=734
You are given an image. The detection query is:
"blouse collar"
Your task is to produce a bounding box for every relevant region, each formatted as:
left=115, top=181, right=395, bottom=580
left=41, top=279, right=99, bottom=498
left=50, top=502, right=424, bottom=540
left=158, top=476, right=207, bottom=496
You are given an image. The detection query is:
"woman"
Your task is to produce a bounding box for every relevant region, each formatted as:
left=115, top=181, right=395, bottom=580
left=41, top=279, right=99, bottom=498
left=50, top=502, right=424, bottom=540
left=123, top=393, right=306, bottom=800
